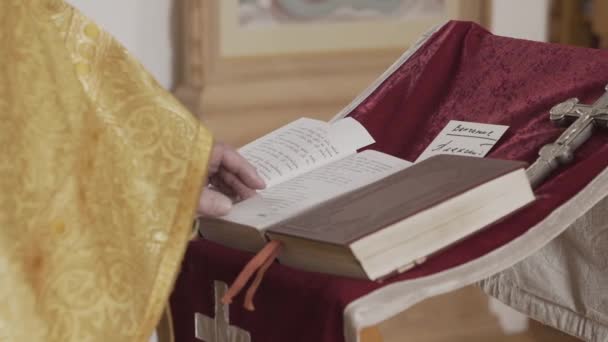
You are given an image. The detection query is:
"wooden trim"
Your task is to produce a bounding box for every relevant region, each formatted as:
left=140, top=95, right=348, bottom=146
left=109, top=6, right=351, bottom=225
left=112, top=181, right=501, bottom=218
left=456, top=0, right=486, bottom=24
left=480, top=0, right=493, bottom=29
left=156, top=306, right=175, bottom=342
left=591, top=0, right=608, bottom=48
left=174, top=0, right=218, bottom=112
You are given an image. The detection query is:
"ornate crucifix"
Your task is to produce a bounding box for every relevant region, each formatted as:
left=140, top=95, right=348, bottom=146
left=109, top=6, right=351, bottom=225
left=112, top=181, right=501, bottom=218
left=195, top=281, right=251, bottom=342
left=526, top=84, right=608, bottom=188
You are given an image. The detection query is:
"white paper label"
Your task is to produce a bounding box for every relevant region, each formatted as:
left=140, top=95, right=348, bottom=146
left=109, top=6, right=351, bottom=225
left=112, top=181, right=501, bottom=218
left=416, top=120, right=509, bottom=162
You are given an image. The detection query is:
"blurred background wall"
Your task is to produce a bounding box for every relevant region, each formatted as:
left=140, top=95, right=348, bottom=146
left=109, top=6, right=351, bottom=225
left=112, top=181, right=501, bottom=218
left=67, top=0, right=551, bottom=91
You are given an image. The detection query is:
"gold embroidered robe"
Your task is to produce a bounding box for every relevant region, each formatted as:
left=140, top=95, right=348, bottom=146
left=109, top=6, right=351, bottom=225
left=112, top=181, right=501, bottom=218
left=0, top=0, right=212, bottom=340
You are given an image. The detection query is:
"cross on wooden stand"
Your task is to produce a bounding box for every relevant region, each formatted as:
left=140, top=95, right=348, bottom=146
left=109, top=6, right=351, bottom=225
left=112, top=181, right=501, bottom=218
left=195, top=281, right=251, bottom=342
left=191, top=86, right=608, bottom=342
left=527, top=84, right=608, bottom=188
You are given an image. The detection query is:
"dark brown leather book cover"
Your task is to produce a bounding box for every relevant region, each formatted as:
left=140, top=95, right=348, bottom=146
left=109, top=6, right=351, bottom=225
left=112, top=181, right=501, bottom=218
left=266, top=155, right=528, bottom=246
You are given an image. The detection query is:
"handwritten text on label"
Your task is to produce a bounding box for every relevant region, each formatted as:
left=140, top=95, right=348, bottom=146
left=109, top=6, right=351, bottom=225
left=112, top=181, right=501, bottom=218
left=416, top=120, right=509, bottom=162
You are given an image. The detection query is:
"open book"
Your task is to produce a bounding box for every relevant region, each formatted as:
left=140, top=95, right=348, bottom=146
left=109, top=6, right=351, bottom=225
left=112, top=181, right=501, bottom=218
left=199, top=117, right=411, bottom=252
left=199, top=118, right=535, bottom=281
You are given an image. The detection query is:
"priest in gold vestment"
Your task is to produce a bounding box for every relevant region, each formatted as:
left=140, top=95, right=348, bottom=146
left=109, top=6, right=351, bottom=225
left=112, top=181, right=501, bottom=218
left=0, top=1, right=264, bottom=341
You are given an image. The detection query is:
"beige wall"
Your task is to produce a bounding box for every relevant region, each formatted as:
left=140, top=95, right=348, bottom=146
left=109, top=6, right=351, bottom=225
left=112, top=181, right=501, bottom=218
left=491, top=0, right=550, bottom=41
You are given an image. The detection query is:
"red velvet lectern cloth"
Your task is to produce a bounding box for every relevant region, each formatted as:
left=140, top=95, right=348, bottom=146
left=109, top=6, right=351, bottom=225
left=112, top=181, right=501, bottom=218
left=170, top=21, right=608, bottom=342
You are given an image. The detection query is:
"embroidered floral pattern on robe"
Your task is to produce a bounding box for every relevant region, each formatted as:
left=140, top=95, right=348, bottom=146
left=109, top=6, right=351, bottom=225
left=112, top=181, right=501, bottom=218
left=0, top=1, right=212, bottom=340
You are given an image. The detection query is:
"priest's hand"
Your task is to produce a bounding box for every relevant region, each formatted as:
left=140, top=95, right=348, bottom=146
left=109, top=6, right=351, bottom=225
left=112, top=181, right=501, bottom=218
left=197, top=142, right=265, bottom=217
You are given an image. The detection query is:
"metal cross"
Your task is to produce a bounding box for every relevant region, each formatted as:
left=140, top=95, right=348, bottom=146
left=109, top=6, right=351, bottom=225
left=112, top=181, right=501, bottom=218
left=527, top=84, right=608, bottom=188
left=195, top=281, right=251, bottom=342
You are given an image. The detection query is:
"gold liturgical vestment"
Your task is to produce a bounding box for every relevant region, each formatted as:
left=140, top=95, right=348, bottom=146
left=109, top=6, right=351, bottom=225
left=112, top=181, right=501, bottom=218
left=0, top=0, right=212, bottom=340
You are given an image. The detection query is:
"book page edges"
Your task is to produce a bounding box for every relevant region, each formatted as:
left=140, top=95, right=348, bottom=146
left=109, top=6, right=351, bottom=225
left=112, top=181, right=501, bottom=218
left=267, top=169, right=533, bottom=281
left=266, top=232, right=368, bottom=278
left=355, top=169, right=535, bottom=280
left=267, top=231, right=428, bottom=281
left=198, top=217, right=268, bottom=253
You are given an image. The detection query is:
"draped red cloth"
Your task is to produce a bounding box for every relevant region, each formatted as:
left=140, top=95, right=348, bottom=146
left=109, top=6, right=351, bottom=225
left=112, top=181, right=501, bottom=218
left=170, top=21, right=608, bottom=342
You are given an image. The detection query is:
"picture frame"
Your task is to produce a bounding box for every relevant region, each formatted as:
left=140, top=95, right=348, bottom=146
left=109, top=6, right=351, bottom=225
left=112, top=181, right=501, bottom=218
left=174, top=0, right=490, bottom=146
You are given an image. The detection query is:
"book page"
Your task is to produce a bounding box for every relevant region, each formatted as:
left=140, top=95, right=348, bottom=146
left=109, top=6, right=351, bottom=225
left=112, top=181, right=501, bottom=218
left=221, top=150, right=411, bottom=229
left=239, top=117, right=374, bottom=188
